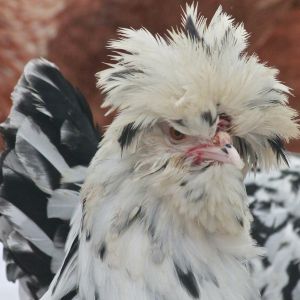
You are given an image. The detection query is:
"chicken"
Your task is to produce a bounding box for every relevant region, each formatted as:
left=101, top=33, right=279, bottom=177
left=246, top=155, right=300, bottom=300
left=0, top=4, right=299, bottom=300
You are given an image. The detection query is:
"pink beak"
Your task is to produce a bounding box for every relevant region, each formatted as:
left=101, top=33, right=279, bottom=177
left=186, top=132, right=244, bottom=170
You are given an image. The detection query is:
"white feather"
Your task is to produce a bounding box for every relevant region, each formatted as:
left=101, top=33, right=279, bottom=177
left=17, top=118, right=70, bottom=175
left=0, top=198, right=61, bottom=259
left=47, top=189, right=80, bottom=220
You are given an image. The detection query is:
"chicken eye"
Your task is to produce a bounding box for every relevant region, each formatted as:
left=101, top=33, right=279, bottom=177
left=169, top=127, right=186, bottom=141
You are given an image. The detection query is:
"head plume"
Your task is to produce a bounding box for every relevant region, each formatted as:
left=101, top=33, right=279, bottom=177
left=97, top=4, right=299, bottom=171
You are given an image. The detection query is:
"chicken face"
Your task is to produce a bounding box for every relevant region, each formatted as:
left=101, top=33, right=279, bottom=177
left=99, top=5, right=298, bottom=172
left=95, top=4, right=298, bottom=233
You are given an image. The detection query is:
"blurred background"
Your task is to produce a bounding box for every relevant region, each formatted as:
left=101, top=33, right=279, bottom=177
left=1, top=0, right=300, bottom=151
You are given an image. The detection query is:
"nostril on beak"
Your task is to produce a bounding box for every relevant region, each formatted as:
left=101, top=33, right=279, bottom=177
left=213, top=131, right=232, bottom=147
left=185, top=130, right=244, bottom=169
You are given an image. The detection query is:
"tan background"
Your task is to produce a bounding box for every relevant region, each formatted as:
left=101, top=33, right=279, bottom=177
left=1, top=0, right=300, bottom=150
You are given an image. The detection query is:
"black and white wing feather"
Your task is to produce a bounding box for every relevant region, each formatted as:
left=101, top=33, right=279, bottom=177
left=0, top=59, right=100, bottom=299
left=247, top=154, right=300, bottom=300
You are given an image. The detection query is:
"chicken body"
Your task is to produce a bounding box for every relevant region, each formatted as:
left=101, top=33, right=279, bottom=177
left=1, top=4, right=299, bottom=300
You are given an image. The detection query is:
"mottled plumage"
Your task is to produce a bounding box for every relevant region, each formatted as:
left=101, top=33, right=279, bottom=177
left=44, top=4, right=297, bottom=300
left=247, top=155, right=300, bottom=300
left=0, top=4, right=299, bottom=300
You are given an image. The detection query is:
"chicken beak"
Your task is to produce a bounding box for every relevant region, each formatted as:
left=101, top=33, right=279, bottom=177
left=186, top=132, right=244, bottom=170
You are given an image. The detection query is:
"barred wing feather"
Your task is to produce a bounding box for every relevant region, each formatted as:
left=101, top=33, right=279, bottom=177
left=0, top=59, right=101, bottom=299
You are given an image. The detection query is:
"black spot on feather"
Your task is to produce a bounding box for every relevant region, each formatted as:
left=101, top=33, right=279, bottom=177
left=147, top=205, right=160, bottom=239
left=200, top=164, right=212, bottom=172
left=267, top=136, right=289, bottom=166
left=220, top=27, right=237, bottom=50
left=81, top=198, right=87, bottom=232
left=278, top=241, right=289, bottom=251
left=127, top=206, right=142, bottom=226
left=174, top=119, right=185, bottom=127
left=108, top=68, right=143, bottom=81
left=207, top=271, right=219, bottom=288
left=184, top=16, right=211, bottom=55
left=118, top=122, right=140, bottom=150
left=234, top=137, right=248, bottom=158
left=262, top=257, right=271, bottom=268
left=251, top=211, right=288, bottom=246
left=236, top=217, right=244, bottom=227
left=233, top=136, right=257, bottom=166
left=269, top=99, right=283, bottom=105
left=185, top=16, right=200, bottom=41
left=246, top=183, right=260, bottom=196
left=95, top=291, right=100, bottom=300
left=86, top=230, right=91, bottom=241
left=61, top=287, right=78, bottom=300
left=260, top=285, right=267, bottom=297
left=220, top=28, right=231, bottom=48
left=175, top=263, right=200, bottom=298
left=272, top=169, right=300, bottom=188
left=203, top=43, right=212, bottom=56
left=117, top=206, right=144, bottom=235
left=264, top=187, right=277, bottom=194
left=291, top=176, right=300, bottom=194
left=184, top=189, right=193, bottom=199
left=148, top=218, right=157, bottom=239
left=201, top=111, right=216, bottom=126
left=52, top=236, right=79, bottom=294
left=139, top=160, right=169, bottom=177
left=99, top=243, right=106, bottom=261
left=282, top=260, right=300, bottom=300
left=293, top=218, right=300, bottom=236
